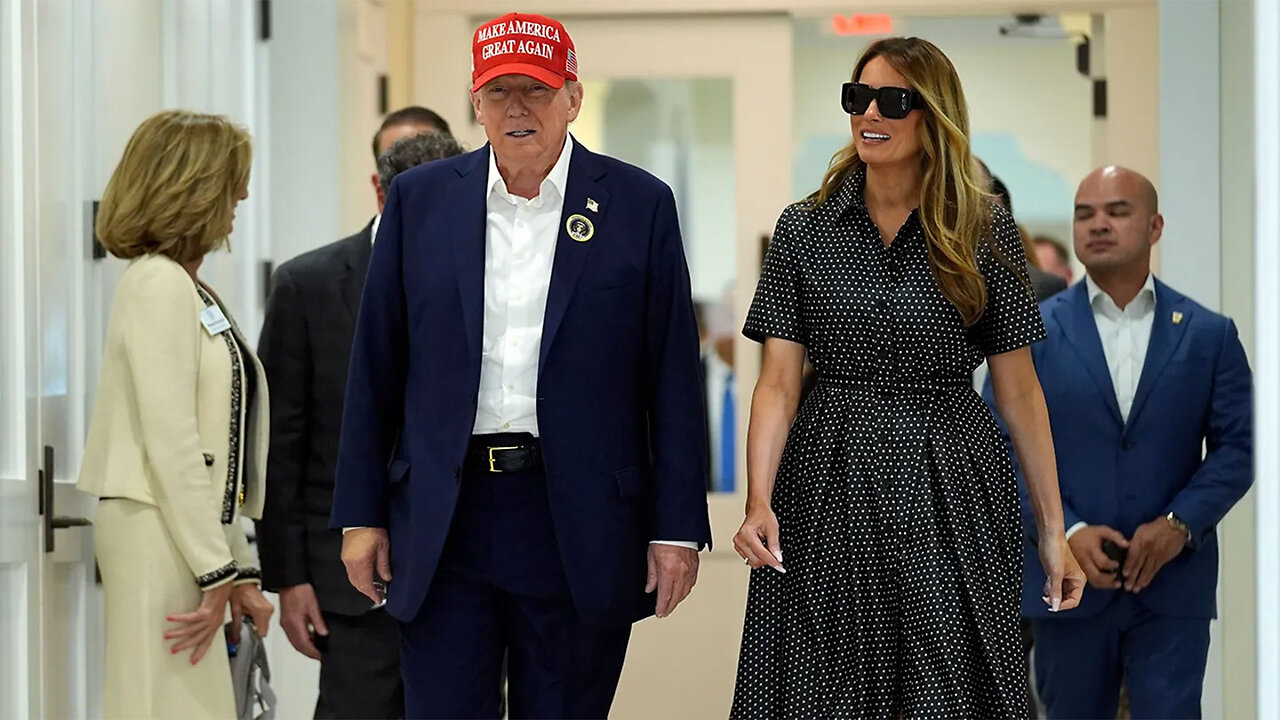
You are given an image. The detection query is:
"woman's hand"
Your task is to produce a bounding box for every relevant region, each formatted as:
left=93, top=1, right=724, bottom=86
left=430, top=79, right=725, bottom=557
left=229, top=583, right=275, bottom=644
left=734, top=502, right=785, bottom=573
left=164, top=582, right=235, bottom=665
left=1038, top=530, right=1086, bottom=612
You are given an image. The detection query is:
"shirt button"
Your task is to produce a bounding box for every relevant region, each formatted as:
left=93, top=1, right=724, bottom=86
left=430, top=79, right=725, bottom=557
left=503, top=422, right=511, bottom=430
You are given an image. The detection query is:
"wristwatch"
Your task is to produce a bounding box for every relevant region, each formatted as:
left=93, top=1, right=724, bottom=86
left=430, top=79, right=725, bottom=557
left=1165, top=512, right=1192, bottom=544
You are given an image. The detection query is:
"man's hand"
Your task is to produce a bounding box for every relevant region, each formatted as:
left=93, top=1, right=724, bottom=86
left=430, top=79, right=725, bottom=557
left=1067, top=525, right=1129, bottom=590
left=645, top=544, right=699, bottom=618
left=1122, top=517, right=1187, bottom=593
left=341, top=528, right=391, bottom=606
left=277, top=583, right=329, bottom=660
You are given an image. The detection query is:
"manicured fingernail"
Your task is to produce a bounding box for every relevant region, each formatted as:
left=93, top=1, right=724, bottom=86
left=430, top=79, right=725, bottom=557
left=776, top=551, right=783, bottom=563
left=1052, top=598, right=1061, bottom=612
left=773, top=566, right=786, bottom=574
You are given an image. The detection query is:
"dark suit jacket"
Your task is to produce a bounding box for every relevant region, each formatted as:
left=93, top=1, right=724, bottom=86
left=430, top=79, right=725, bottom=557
left=256, top=223, right=374, bottom=616
left=331, top=139, right=713, bottom=627
left=1028, top=264, right=1067, bottom=302
left=983, top=279, right=1252, bottom=620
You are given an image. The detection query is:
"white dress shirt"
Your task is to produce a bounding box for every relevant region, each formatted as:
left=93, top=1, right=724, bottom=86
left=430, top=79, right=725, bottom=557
left=371, top=213, right=381, bottom=244
left=1065, top=273, right=1156, bottom=540
left=1087, top=273, right=1157, bottom=423
left=472, top=136, right=573, bottom=435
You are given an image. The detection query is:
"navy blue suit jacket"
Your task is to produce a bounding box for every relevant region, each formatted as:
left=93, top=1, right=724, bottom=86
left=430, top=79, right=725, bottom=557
left=331, top=140, right=713, bottom=627
left=983, top=279, right=1251, bottom=620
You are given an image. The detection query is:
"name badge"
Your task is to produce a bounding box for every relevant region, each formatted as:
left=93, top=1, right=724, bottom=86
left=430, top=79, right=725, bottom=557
left=200, top=305, right=231, bottom=336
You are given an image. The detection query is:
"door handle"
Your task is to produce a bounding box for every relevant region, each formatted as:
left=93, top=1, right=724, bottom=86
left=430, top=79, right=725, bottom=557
left=40, top=445, right=91, bottom=553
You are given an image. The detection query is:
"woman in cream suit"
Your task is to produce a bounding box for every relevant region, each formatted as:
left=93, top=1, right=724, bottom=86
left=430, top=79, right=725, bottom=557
left=79, top=110, right=274, bottom=719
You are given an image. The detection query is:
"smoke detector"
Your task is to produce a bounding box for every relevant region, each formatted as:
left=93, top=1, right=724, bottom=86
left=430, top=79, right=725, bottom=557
left=999, top=14, right=1074, bottom=39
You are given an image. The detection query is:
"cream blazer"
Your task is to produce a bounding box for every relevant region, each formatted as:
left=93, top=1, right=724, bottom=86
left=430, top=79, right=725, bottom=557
left=78, top=253, right=269, bottom=589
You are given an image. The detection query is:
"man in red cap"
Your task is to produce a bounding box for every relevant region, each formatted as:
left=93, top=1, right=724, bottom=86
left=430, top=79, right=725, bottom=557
left=332, top=12, right=712, bottom=718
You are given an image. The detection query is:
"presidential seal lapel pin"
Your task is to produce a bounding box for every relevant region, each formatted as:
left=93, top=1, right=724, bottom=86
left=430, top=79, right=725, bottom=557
left=1172, top=311, right=1184, bottom=325
left=586, top=198, right=599, bottom=213
left=566, top=214, right=595, bottom=243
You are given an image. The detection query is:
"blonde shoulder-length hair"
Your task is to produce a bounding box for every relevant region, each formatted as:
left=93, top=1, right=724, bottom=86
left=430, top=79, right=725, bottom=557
left=96, top=110, right=252, bottom=263
left=808, top=37, right=995, bottom=327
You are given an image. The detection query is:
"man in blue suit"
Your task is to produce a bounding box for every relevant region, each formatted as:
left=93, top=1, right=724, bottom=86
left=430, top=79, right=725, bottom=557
left=330, top=11, right=712, bottom=719
left=985, top=166, right=1252, bottom=719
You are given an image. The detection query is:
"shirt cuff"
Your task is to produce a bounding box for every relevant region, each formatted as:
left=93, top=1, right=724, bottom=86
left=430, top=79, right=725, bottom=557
left=343, top=527, right=368, bottom=535
left=1065, top=521, right=1088, bottom=541
left=650, top=540, right=700, bottom=550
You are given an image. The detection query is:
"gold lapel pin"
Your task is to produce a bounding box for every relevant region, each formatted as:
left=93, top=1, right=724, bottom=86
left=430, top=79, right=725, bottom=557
left=586, top=198, right=599, bottom=213
left=566, top=214, right=595, bottom=243
left=1172, top=311, right=1183, bottom=325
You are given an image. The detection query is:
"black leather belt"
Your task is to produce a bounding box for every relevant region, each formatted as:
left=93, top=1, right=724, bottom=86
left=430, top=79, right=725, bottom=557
left=465, top=434, right=543, bottom=473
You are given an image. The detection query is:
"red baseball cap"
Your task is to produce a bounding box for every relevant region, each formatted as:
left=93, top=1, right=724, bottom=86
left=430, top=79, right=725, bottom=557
left=471, top=13, right=578, bottom=92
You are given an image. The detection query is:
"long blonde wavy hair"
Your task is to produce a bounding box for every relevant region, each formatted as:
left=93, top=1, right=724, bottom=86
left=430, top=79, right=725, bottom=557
left=96, top=110, right=252, bottom=263
left=809, top=37, right=994, bottom=326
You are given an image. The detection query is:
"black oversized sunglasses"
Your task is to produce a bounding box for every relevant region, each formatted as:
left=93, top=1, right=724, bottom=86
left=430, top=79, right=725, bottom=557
left=841, top=82, right=926, bottom=119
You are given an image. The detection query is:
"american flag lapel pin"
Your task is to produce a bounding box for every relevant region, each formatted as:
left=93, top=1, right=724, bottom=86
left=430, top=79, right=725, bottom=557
left=586, top=198, right=599, bottom=213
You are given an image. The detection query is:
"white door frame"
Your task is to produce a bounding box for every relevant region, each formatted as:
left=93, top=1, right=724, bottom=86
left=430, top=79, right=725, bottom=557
left=1253, top=0, right=1280, bottom=714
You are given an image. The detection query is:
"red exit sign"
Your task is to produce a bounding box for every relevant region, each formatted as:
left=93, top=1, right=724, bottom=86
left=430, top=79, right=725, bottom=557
left=831, top=14, right=894, bottom=35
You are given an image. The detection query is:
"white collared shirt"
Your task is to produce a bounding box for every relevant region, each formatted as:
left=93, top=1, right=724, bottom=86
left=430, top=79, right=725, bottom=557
left=371, top=214, right=381, bottom=244
left=1066, top=273, right=1157, bottom=541
left=1086, top=273, right=1157, bottom=423
left=472, top=135, right=574, bottom=435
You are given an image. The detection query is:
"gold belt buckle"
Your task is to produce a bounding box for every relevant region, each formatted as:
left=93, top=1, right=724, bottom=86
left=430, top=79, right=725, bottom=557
left=487, top=446, right=518, bottom=473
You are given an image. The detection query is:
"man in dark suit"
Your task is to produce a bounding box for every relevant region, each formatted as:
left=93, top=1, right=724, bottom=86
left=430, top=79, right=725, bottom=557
left=979, top=162, right=1067, bottom=302
left=985, top=166, right=1252, bottom=718
left=255, top=111, right=458, bottom=719
left=332, top=12, right=712, bottom=718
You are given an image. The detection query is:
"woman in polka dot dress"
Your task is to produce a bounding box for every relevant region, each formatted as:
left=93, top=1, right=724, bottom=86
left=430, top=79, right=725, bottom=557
left=730, top=37, right=1085, bottom=719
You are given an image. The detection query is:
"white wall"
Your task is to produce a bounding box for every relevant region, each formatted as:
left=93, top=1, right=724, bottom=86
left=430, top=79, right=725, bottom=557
left=791, top=15, right=1093, bottom=243
left=267, top=0, right=342, bottom=277
left=1219, top=2, right=1257, bottom=718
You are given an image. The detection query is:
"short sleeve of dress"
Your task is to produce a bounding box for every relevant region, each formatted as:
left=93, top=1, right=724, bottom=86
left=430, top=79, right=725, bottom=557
left=973, top=205, right=1046, bottom=356
left=743, top=206, right=807, bottom=346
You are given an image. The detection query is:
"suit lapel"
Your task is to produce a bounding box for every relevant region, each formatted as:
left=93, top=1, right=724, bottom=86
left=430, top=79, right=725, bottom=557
left=1058, top=282, right=1124, bottom=428
left=340, top=222, right=374, bottom=324
left=448, top=148, right=490, bottom=365
left=1125, top=280, right=1190, bottom=431
left=538, top=140, right=610, bottom=374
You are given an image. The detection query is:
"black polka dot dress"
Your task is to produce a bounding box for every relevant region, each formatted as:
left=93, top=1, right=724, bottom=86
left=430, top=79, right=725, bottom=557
left=731, top=168, right=1045, bottom=719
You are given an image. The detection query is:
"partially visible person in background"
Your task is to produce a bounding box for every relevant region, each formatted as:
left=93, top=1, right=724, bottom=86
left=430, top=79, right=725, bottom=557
left=78, top=110, right=273, bottom=719
left=1036, top=234, right=1075, bottom=284
left=977, top=158, right=1066, bottom=302
left=702, top=284, right=737, bottom=493
left=256, top=120, right=461, bottom=719
left=367, top=106, right=452, bottom=213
